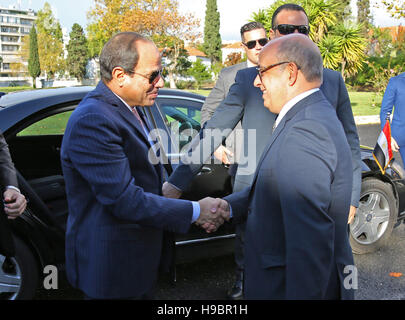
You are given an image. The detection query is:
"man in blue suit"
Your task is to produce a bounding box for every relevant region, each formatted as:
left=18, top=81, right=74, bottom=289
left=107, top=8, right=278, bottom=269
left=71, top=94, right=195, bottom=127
left=223, top=33, right=355, bottom=299
left=61, top=32, right=228, bottom=300
left=380, top=72, right=405, bottom=165
left=163, top=3, right=361, bottom=298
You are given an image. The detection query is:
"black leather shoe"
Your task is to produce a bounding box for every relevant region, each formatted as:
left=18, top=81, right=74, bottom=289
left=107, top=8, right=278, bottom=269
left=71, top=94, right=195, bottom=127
left=227, top=270, right=244, bottom=300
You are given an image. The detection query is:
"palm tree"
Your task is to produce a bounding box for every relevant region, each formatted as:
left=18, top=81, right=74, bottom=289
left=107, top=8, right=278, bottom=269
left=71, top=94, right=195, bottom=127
left=304, top=0, right=340, bottom=43
left=333, top=22, right=367, bottom=80
left=318, top=34, right=342, bottom=70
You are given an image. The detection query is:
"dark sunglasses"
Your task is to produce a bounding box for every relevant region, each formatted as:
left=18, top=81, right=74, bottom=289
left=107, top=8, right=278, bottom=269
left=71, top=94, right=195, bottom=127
left=256, top=61, right=290, bottom=81
left=243, top=38, right=268, bottom=49
left=274, top=24, right=310, bottom=35
left=131, top=69, right=163, bottom=84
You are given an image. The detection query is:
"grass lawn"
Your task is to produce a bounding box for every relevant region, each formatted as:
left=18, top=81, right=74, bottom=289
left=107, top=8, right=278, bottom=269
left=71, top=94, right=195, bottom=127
left=187, top=89, right=381, bottom=116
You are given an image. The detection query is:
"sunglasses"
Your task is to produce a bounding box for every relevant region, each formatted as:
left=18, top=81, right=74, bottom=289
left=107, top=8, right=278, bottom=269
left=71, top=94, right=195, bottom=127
left=243, top=38, right=268, bottom=50
left=256, top=61, right=290, bottom=81
left=274, top=24, right=310, bottom=35
left=131, top=69, right=163, bottom=85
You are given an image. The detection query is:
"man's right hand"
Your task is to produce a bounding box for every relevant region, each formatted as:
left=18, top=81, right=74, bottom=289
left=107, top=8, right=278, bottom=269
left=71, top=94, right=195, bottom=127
left=213, top=145, right=234, bottom=165
left=197, top=197, right=230, bottom=233
left=162, top=182, right=182, bottom=199
left=3, top=188, right=27, bottom=220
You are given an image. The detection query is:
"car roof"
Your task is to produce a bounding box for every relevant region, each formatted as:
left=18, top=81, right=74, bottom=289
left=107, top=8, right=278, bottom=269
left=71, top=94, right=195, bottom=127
left=0, top=86, right=205, bottom=133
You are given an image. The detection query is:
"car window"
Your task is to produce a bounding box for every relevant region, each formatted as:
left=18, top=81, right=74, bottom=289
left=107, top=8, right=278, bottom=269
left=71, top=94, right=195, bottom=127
left=17, top=110, right=73, bottom=136
left=157, top=97, right=202, bottom=150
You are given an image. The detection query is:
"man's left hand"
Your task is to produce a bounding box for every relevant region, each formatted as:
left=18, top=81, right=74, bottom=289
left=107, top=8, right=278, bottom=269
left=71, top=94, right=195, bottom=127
left=3, top=188, right=27, bottom=219
left=348, top=205, right=356, bottom=224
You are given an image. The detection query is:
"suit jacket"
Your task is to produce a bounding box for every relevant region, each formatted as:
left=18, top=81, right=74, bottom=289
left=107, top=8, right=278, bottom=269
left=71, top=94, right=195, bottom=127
left=61, top=81, right=193, bottom=299
left=225, top=90, right=355, bottom=299
left=169, top=67, right=361, bottom=207
left=201, top=62, right=246, bottom=166
left=0, top=132, right=18, bottom=258
left=380, top=72, right=405, bottom=146
left=0, top=132, right=18, bottom=191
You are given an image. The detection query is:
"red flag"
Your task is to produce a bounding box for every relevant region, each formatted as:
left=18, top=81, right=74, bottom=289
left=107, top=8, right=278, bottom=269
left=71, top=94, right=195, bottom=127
left=373, top=118, right=393, bottom=174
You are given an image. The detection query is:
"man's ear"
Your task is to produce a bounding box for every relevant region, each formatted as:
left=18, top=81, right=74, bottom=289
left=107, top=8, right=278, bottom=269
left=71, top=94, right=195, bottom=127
left=268, top=28, right=276, bottom=40
left=287, top=62, right=299, bottom=86
left=111, top=67, right=126, bottom=87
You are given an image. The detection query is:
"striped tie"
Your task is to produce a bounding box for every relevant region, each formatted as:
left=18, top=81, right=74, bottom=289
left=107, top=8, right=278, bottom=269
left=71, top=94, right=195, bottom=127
left=131, top=107, right=145, bottom=130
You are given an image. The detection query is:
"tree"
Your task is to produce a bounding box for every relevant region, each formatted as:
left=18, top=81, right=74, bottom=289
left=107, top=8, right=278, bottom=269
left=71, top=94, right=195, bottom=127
left=28, top=26, right=41, bottom=88
left=224, top=52, right=243, bottom=67
left=187, top=58, right=211, bottom=90
left=203, top=0, right=222, bottom=64
left=335, top=0, right=352, bottom=24
left=67, top=24, right=89, bottom=81
left=357, top=0, right=372, bottom=33
left=87, top=0, right=200, bottom=88
left=380, top=0, right=405, bottom=19
left=251, top=0, right=368, bottom=80
left=36, top=2, right=65, bottom=79
left=332, top=22, right=367, bottom=80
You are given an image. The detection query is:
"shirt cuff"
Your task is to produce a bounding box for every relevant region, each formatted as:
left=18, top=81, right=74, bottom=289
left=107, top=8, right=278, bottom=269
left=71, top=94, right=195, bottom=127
left=191, top=201, right=200, bottom=223
left=6, top=186, right=20, bottom=193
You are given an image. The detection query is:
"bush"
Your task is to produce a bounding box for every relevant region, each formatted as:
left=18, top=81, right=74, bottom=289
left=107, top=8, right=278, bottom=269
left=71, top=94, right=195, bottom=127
left=347, top=53, right=405, bottom=90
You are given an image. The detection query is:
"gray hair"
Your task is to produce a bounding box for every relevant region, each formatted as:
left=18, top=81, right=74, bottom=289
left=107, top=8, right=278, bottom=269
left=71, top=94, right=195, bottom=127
left=99, top=32, right=149, bottom=82
left=275, top=37, right=323, bottom=83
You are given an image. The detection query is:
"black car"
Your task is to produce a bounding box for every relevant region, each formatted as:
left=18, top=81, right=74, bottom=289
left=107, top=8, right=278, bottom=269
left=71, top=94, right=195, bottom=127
left=0, top=87, right=404, bottom=299
left=350, top=147, right=405, bottom=254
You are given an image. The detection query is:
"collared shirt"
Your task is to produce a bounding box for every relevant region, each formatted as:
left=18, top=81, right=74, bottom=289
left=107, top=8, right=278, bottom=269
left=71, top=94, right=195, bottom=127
left=274, top=88, right=320, bottom=130
left=113, top=93, right=201, bottom=223
left=247, top=60, right=256, bottom=68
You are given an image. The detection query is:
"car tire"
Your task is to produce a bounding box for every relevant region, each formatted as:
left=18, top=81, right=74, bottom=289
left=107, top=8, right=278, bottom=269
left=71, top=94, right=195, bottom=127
left=349, top=177, right=397, bottom=254
left=0, top=236, right=39, bottom=300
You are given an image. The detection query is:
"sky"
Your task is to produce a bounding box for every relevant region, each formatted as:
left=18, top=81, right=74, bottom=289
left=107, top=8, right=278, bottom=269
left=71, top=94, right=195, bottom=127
left=0, top=0, right=404, bottom=40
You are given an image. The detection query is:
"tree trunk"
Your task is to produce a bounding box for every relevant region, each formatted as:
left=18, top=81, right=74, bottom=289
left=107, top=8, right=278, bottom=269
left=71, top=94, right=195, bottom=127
left=168, top=71, right=177, bottom=89
left=341, top=60, right=346, bottom=82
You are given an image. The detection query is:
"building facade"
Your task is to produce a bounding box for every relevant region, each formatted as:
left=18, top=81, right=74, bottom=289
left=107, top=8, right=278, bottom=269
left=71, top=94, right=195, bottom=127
left=0, top=6, right=36, bottom=85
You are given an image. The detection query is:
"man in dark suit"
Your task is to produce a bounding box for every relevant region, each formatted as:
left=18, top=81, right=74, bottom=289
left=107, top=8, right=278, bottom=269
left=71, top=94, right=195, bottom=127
left=0, top=132, right=27, bottom=258
left=61, top=32, right=228, bottom=300
left=201, top=21, right=267, bottom=168
left=223, top=33, right=355, bottom=299
left=163, top=3, right=361, bottom=299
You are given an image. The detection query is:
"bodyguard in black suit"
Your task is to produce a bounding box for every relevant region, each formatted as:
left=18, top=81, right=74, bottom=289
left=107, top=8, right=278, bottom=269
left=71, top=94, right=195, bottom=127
left=0, top=132, right=27, bottom=258
left=225, top=33, right=355, bottom=299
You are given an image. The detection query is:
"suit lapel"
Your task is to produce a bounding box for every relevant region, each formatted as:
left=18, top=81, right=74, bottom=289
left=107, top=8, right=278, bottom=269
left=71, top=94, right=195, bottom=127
left=94, top=81, right=150, bottom=146
left=249, top=90, right=325, bottom=195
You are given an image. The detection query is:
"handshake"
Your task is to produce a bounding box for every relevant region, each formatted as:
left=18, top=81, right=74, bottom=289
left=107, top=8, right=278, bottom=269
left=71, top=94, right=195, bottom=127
left=162, top=182, right=230, bottom=233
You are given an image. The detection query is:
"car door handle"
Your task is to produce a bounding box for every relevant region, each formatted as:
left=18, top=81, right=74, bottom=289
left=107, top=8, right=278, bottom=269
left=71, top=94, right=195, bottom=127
left=198, top=166, right=212, bottom=175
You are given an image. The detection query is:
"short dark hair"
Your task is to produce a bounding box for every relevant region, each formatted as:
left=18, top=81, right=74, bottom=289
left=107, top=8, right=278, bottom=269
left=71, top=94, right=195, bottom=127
left=240, top=21, right=265, bottom=41
left=99, top=32, right=148, bottom=82
left=271, top=3, right=308, bottom=29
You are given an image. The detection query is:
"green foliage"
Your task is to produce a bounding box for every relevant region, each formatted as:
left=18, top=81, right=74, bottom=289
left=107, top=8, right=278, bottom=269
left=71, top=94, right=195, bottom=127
left=251, top=0, right=367, bottom=79
left=318, top=34, right=342, bottom=69
left=28, top=26, right=41, bottom=88
left=203, top=0, right=222, bottom=64
left=187, top=59, right=212, bottom=90
left=67, top=24, right=89, bottom=81
left=335, top=0, right=352, bottom=24
left=357, top=0, right=371, bottom=32
left=36, top=2, right=65, bottom=79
